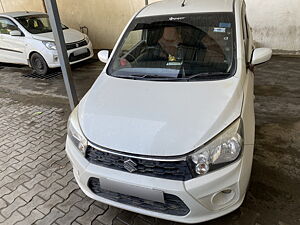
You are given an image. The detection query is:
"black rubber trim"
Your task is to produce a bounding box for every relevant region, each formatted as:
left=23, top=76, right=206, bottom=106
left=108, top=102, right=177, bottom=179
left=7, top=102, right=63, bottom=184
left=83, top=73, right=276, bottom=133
left=88, top=177, right=190, bottom=216
left=85, top=146, right=193, bottom=181
left=0, top=47, right=23, bottom=53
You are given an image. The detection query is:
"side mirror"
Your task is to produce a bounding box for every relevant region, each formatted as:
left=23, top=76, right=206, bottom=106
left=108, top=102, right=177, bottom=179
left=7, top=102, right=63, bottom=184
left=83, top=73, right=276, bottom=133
left=10, top=30, right=22, bottom=36
left=251, top=48, right=272, bottom=66
left=98, top=50, right=109, bottom=63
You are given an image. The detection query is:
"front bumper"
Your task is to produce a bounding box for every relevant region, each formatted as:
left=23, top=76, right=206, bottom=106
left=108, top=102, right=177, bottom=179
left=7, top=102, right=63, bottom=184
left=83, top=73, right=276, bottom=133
left=66, top=138, right=253, bottom=224
left=43, top=41, right=94, bottom=68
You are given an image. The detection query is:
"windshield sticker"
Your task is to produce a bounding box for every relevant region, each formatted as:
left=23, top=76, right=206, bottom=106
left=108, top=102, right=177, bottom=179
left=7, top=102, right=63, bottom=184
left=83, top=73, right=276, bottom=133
left=219, top=22, right=231, bottom=28
left=169, top=16, right=186, bottom=21
left=213, top=27, right=226, bottom=33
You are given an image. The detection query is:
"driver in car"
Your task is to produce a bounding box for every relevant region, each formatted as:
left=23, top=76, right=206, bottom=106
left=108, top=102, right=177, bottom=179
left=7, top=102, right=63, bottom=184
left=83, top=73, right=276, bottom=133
left=157, top=26, right=182, bottom=61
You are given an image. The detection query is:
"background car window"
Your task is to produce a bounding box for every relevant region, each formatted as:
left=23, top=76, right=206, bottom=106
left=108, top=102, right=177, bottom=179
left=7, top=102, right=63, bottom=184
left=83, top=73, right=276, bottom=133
left=16, top=15, right=67, bottom=34
left=0, top=18, right=18, bottom=35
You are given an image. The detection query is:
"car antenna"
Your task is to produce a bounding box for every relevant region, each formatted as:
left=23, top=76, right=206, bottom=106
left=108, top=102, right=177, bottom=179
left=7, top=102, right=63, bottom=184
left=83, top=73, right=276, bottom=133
left=22, top=5, right=29, bottom=13
left=181, top=0, right=186, bottom=7
left=0, top=0, right=5, bottom=12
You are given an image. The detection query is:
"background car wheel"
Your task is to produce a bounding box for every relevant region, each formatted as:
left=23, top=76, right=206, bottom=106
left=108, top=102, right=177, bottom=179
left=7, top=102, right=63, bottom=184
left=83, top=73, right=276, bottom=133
left=30, top=53, right=49, bottom=76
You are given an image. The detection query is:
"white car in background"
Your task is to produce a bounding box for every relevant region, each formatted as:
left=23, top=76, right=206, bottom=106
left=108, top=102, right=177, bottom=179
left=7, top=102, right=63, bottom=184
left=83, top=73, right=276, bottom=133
left=0, top=11, right=93, bottom=75
left=66, top=0, right=272, bottom=223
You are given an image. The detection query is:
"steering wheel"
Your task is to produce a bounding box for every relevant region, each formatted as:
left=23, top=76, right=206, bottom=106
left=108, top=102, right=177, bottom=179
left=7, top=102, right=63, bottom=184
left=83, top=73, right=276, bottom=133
left=118, top=51, right=137, bottom=67
left=122, top=51, right=136, bottom=62
left=135, top=46, right=166, bottom=64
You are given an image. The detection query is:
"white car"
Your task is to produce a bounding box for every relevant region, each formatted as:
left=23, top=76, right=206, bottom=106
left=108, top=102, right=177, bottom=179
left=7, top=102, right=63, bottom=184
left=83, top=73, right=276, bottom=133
left=0, top=11, right=93, bottom=75
left=66, top=0, right=272, bottom=223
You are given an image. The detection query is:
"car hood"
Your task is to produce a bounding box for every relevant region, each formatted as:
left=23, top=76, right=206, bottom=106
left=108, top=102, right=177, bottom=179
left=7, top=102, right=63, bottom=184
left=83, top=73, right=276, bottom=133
left=78, top=74, right=243, bottom=157
left=31, top=28, right=85, bottom=43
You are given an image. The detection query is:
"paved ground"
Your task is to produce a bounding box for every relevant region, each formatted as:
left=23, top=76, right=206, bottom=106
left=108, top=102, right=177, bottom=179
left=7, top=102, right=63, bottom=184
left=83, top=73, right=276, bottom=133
left=0, top=56, right=299, bottom=225
left=0, top=58, right=103, bottom=100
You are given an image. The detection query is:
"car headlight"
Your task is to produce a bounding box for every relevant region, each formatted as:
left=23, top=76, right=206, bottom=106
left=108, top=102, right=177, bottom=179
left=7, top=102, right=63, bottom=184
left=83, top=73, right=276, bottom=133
left=42, top=41, right=56, bottom=50
left=84, top=35, right=90, bottom=44
left=67, top=107, right=87, bottom=155
left=187, top=119, right=243, bottom=177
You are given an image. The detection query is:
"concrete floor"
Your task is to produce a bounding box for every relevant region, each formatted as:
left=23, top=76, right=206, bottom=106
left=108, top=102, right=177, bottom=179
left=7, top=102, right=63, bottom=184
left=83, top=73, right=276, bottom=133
left=0, top=55, right=299, bottom=225
left=0, top=58, right=104, bottom=101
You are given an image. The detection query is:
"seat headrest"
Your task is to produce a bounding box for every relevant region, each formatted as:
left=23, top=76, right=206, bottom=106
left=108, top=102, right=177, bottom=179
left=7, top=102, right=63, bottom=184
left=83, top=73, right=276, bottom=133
left=28, top=19, right=35, bottom=28
left=36, top=20, right=44, bottom=29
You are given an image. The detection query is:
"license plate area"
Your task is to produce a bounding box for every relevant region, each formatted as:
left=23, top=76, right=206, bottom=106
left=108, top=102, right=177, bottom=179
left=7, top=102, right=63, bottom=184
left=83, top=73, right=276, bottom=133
left=99, top=177, right=165, bottom=203
left=73, top=48, right=88, bottom=56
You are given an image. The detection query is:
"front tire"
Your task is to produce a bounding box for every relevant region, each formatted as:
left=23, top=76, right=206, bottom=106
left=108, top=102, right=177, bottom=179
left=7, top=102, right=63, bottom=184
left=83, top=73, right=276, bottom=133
left=30, top=53, right=49, bottom=76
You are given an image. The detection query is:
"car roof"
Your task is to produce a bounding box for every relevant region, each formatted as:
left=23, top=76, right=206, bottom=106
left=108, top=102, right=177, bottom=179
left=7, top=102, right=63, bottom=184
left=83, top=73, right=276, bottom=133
left=0, top=11, right=46, bottom=18
left=137, top=0, right=236, bottom=17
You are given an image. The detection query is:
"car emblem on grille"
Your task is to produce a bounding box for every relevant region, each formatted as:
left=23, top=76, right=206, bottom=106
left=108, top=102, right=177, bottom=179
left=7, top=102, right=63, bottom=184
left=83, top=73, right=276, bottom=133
left=124, top=159, right=137, bottom=173
left=76, top=43, right=79, bottom=48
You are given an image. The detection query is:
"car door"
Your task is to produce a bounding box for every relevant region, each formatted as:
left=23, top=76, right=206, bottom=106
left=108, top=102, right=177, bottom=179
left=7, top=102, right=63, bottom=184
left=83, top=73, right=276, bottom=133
left=0, top=17, right=27, bottom=64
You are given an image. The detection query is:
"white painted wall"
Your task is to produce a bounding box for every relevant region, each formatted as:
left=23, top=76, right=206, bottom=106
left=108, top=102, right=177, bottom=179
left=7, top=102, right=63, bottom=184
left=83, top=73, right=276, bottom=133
left=150, top=0, right=300, bottom=52
left=1, top=0, right=299, bottom=52
left=246, top=0, right=300, bottom=52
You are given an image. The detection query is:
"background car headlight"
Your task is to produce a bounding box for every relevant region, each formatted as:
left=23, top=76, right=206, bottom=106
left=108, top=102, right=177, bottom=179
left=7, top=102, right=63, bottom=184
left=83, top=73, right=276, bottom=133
left=42, top=41, right=57, bottom=50
left=187, top=119, right=243, bottom=177
left=67, top=107, right=87, bottom=155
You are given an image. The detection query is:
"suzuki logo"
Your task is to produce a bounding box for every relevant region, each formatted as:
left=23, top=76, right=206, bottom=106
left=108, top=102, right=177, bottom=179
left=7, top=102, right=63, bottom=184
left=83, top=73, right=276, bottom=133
left=124, top=159, right=138, bottom=173
left=76, top=43, right=79, bottom=48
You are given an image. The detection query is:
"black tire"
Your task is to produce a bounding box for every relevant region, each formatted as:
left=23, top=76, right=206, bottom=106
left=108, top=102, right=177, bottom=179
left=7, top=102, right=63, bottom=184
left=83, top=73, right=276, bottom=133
left=30, top=53, right=49, bottom=76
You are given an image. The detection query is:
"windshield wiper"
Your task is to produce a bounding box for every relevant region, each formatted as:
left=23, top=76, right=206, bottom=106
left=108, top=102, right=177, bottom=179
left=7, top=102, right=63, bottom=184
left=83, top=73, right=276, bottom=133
left=112, top=72, right=230, bottom=81
left=184, top=72, right=231, bottom=81
left=112, top=74, right=179, bottom=80
left=139, top=74, right=178, bottom=79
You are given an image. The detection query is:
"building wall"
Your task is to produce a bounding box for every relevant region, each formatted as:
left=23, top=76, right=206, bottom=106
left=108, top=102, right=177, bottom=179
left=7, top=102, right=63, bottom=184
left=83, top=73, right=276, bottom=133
left=0, top=0, right=145, bottom=49
left=0, top=0, right=299, bottom=52
left=0, top=0, right=44, bottom=13
left=246, top=0, right=300, bottom=53
left=55, top=0, right=145, bottom=50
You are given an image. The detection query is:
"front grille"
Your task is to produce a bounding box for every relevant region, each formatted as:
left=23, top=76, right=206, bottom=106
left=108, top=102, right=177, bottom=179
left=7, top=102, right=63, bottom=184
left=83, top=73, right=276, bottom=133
left=88, top=177, right=190, bottom=216
left=69, top=49, right=91, bottom=62
left=85, top=147, right=193, bottom=181
left=66, top=39, right=88, bottom=50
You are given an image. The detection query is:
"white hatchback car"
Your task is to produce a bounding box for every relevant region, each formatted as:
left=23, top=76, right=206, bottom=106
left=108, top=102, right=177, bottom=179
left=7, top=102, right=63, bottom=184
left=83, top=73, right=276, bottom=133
left=0, top=11, right=93, bottom=75
left=66, top=0, right=272, bottom=223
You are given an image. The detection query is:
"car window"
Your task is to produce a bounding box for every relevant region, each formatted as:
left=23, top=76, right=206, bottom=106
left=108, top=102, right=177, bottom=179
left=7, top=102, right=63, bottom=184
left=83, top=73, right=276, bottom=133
left=15, top=14, right=67, bottom=34
left=0, top=17, right=18, bottom=35
left=122, top=30, right=143, bottom=51
left=108, top=13, right=236, bottom=81
left=242, top=3, right=250, bottom=63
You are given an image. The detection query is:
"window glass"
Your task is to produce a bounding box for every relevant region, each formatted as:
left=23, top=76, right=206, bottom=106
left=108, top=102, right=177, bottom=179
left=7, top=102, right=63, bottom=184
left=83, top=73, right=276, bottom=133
left=242, top=4, right=249, bottom=62
left=108, top=13, right=236, bottom=81
left=15, top=14, right=67, bottom=34
left=122, top=30, right=143, bottom=51
left=0, top=18, right=18, bottom=34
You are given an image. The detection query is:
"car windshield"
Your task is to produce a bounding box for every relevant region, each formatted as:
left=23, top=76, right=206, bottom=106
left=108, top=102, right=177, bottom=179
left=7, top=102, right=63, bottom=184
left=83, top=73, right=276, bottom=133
left=15, top=14, right=68, bottom=34
left=107, top=13, right=236, bottom=81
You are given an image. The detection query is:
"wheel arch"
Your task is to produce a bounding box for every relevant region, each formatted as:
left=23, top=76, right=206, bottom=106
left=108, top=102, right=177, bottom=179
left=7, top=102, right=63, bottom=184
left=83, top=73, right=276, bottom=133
left=28, top=51, right=48, bottom=67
